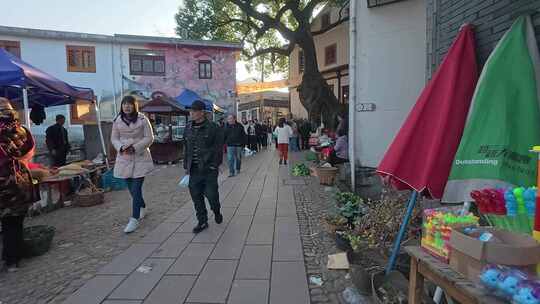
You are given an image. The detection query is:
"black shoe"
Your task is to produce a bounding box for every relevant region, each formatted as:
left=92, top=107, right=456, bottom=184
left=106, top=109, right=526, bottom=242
left=192, top=222, right=209, bottom=234
left=279, top=159, right=283, bottom=165
left=215, top=213, right=223, bottom=224
left=284, top=160, right=288, bottom=165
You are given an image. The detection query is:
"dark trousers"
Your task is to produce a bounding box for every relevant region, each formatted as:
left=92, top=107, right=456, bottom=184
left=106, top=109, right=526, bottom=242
left=189, top=169, right=221, bottom=224
left=126, top=177, right=146, bottom=219
left=50, top=151, right=68, bottom=167
left=329, top=151, right=348, bottom=166
left=1, top=215, right=25, bottom=266
left=248, top=136, right=258, bottom=152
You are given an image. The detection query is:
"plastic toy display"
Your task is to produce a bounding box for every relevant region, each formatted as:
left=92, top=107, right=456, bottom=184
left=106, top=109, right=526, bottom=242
left=421, top=207, right=479, bottom=262
left=471, top=187, right=536, bottom=235
left=480, top=265, right=540, bottom=304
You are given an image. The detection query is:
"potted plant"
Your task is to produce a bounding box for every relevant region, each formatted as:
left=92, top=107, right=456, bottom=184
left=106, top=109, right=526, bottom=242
left=335, top=192, right=360, bottom=207
left=323, top=213, right=348, bottom=234
left=344, top=231, right=365, bottom=264
left=335, top=230, right=352, bottom=252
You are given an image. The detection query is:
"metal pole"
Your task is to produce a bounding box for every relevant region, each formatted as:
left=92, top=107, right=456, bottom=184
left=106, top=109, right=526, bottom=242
left=385, top=191, right=419, bottom=275
left=95, top=96, right=110, bottom=169
left=22, top=88, right=31, bottom=129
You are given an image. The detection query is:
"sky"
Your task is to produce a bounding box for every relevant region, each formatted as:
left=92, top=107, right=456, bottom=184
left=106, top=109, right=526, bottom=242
left=2, top=0, right=256, bottom=80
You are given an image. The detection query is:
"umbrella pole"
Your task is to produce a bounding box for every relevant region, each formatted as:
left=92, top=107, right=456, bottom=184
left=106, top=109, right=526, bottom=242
left=385, top=190, right=419, bottom=275
left=22, top=88, right=31, bottom=129
left=95, top=97, right=110, bottom=169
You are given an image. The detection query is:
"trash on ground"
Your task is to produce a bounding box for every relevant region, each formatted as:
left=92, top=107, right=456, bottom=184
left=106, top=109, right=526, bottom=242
left=136, top=265, right=153, bottom=274
left=327, top=252, right=350, bottom=270
left=309, top=275, right=323, bottom=286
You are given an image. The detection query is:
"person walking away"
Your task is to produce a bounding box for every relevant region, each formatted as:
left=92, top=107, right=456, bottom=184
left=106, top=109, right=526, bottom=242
left=274, top=118, right=293, bottom=165
left=289, top=120, right=300, bottom=152
left=0, top=98, right=39, bottom=272
left=45, top=114, right=70, bottom=167
left=247, top=120, right=258, bottom=152
left=224, top=115, right=246, bottom=177
left=254, top=119, right=264, bottom=150
left=184, top=100, right=224, bottom=233
left=111, top=96, right=154, bottom=233
left=328, top=129, right=349, bottom=166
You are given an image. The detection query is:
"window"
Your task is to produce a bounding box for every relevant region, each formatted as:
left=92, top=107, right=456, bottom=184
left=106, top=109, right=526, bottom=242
left=250, top=108, right=258, bottom=121
left=129, top=49, right=166, bottom=76
left=66, top=45, right=96, bottom=73
left=241, top=111, right=247, bottom=121
left=325, top=44, right=337, bottom=66
left=321, top=13, right=331, bottom=29
left=0, top=40, right=21, bottom=57
left=298, top=50, right=305, bottom=74
left=367, top=0, right=406, bottom=8
left=341, top=85, right=349, bottom=104
left=199, top=60, right=212, bottom=79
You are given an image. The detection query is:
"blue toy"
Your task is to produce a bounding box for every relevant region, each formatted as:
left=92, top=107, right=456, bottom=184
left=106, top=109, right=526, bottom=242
left=513, top=286, right=540, bottom=304
left=505, top=189, right=518, bottom=216
left=498, top=271, right=527, bottom=297
left=524, top=187, right=537, bottom=216
left=480, top=267, right=502, bottom=289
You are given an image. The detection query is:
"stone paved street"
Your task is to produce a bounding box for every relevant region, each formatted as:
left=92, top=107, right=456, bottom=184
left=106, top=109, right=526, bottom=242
left=60, top=149, right=310, bottom=304
left=0, top=163, right=191, bottom=304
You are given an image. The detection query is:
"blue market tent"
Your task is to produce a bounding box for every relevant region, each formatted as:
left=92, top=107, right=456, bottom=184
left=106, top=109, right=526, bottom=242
left=0, top=49, right=94, bottom=107
left=175, top=89, right=213, bottom=112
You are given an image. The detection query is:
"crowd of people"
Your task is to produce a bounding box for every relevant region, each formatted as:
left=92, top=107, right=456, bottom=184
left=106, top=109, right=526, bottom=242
left=0, top=94, right=349, bottom=272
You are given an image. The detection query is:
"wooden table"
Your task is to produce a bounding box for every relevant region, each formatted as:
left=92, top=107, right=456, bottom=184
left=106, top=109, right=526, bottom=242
left=405, top=246, right=506, bottom=304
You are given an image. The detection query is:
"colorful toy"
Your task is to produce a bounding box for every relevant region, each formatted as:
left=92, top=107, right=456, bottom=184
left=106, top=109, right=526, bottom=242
left=421, top=207, right=478, bottom=262
left=480, top=266, right=502, bottom=289
left=480, top=265, right=539, bottom=303
left=513, top=282, right=540, bottom=304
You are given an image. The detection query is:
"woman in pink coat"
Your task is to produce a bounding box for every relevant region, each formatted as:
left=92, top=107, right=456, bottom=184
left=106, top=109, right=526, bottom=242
left=111, top=96, right=154, bottom=233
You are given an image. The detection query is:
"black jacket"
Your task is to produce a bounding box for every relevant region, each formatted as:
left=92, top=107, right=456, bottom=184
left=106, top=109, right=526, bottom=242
left=45, top=123, right=70, bottom=153
left=224, top=123, right=247, bottom=147
left=183, top=119, right=224, bottom=173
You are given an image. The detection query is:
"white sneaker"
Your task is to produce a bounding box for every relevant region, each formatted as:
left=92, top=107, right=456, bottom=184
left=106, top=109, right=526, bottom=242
left=124, top=218, right=139, bottom=233
left=140, top=207, right=146, bottom=219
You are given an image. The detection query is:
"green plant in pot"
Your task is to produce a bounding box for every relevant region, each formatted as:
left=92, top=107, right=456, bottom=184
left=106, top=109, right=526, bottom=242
left=335, top=192, right=360, bottom=207
left=339, top=201, right=363, bottom=226
left=324, top=213, right=348, bottom=233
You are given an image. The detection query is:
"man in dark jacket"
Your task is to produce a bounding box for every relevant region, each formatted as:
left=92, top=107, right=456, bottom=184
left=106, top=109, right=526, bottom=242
left=46, top=114, right=70, bottom=167
left=224, top=114, right=246, bottom=177
left=184, top=100, right=224, bottom=233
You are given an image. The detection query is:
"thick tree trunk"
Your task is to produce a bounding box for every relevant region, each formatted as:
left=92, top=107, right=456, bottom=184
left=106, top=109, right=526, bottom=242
left=296, top=31, right=344, bottom=130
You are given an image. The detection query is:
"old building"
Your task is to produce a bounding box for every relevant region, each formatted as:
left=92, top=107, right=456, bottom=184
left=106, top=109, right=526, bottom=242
left=288, top=4, right=350, bottom=119
left=0, top=26, right=240, bottom=135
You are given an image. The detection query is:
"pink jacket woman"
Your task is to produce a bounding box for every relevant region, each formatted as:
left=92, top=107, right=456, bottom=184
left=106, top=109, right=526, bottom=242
left=111, top=112, right=154, bottom=179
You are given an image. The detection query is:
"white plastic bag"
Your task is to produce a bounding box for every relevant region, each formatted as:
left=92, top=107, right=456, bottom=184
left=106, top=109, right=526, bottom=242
left=244, top=147, right=254, bottom=157
left=178, top=175, right=190, bottom=187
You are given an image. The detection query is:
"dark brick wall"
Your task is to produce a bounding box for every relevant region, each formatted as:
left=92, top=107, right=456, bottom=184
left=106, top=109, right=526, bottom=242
left=427, top=0, right=540, bottom=77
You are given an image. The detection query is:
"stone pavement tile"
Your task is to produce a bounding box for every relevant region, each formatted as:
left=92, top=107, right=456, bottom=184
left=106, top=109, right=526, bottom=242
left=273, top=235, right=304, bottom=261
left=235, top=245, right=272, bottom=279
left=143, top=275, right=196, bottom=304
left=211, top=216, right=252, bottom=260
left=246, top=223, right=274, bottom=245
left=254, top=207, right=275, bottom=218
left=139, top=222, right=182, bottom=244
left=177, top=207, right=235, bottom=233
left=258, top=197, right=277, bottom=209
left=165, top=209, right=193, bottom=223
left=151, top=233, right=193, bottom=258
left=228, top=280, right=269, bottom=304
left=99, top=243, right=160, bottom=275
left=276, top=201, right=297, bottom=217
left=102, top=301, right=141, bottom=304
left=108, top=258, right=175, bottom=300
left=187, top=260, right=238, bottom=303
left=236, top=201, right=257, bottom=216
left=63, top=275, right=125, bottom=304
left=275, top=217, right=300, bottom=236
left=177, top=216, right=199, bottom=232
left=168, top=243, right=214, bottom=275
left=277, top=186, right=294, bottom=203
left=191, top=224, right=226, bottom=243
left=270, top=261, right=310, bottom=304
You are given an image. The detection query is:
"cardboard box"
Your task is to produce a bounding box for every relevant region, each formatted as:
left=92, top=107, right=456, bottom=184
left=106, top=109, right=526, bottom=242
left=449, top=227, right=540, bottom=282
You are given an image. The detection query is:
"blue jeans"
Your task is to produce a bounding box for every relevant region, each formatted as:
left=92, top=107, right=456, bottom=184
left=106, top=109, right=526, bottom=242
left=125, top=177, right=146, bottom=219
left=289, top=137, right=299, bottom=151
left=227, top=146, right=242, bottom=175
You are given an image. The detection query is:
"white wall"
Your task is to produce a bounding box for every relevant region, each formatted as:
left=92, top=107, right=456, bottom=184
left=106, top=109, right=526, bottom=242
left=0, top=34, right=121, bottom=135
left=351, top=0, right=426, bottom=167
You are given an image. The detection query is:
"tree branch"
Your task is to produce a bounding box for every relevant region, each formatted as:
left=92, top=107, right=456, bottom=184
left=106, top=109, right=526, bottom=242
left=226, top=0, right=296, bottom=41
left=244, top=43, right=296, bottom=60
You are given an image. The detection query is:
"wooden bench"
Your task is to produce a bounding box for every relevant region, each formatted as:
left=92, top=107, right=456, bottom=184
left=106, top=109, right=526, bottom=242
left=405, top=246, right=506, bottom=304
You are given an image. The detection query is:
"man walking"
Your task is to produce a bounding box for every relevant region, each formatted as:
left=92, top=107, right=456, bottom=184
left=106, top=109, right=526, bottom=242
left=46, top=114, right=70, bottom=167
left=224, top=115, right=246, bottom=177
left=184, top=100, right=224, bottom=233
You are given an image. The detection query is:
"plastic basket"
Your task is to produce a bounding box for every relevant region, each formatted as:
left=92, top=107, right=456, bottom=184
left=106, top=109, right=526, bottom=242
left=101, top=170, right=127, bottom=191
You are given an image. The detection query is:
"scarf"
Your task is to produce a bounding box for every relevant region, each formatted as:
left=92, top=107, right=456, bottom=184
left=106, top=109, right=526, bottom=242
left=121, top=112, right=138, bottom=126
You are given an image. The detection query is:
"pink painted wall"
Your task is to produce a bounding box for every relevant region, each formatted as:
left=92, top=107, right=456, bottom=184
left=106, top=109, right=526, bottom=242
left=125, top=44, right=237, bottom=112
